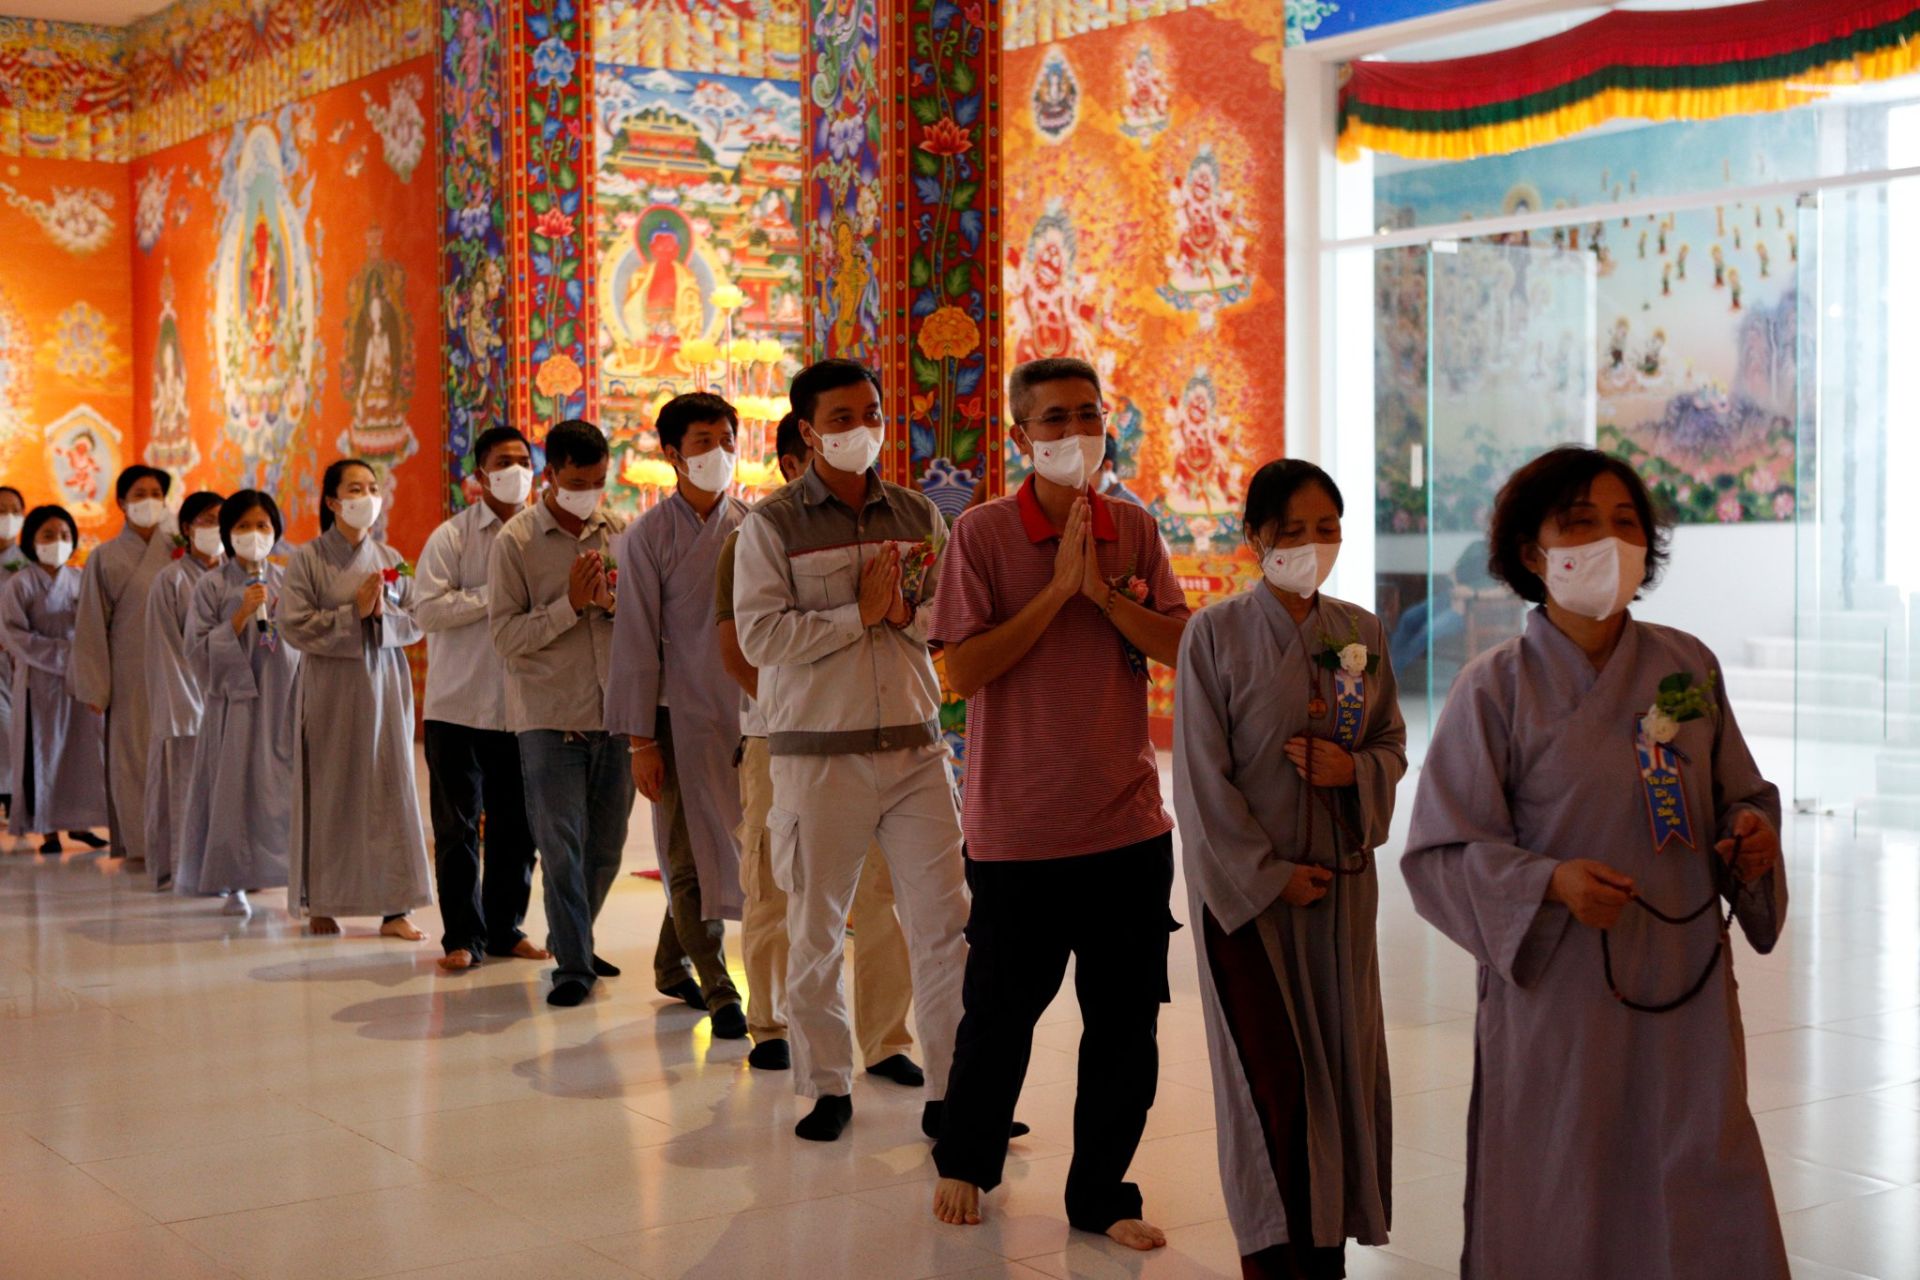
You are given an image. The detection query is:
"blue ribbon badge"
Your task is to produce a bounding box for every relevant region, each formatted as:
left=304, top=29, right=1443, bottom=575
left=1333, top=671, right=1366, bottom=750
left=1634, top=716, right=1695, bottom=853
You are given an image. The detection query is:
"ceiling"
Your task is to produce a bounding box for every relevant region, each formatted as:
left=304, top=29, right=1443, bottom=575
left=0, top=0, right=174, bottom=27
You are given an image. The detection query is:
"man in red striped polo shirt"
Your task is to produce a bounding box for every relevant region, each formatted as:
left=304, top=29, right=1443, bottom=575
left=926, top=356, right=1191, bottom=1249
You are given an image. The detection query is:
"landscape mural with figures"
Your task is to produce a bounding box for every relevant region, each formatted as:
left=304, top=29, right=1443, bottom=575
left=593, top=62, right=803, bottom=518
left=1004, top=1, right=1286, bottom=734
left=129, top=59, right=443, bottom=556
left=1375, top=113, right=1813, bottom=531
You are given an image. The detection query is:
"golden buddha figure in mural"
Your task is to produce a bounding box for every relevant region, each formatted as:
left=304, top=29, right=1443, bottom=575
left=246, top=212, right=280, bottom=366
left=620, top=217, right=707, bottom=376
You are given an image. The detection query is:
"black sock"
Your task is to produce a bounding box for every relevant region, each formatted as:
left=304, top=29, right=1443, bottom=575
left=546, top=980, right=591, bottom=1008
left=748, top=1039, right=791, bottom=1071
left=592, top=954, right=622, bottom=978
left=865, top=1054, right=925, bottom=1087
left=658, top=978, right=706, bottom=1010
left=795, top=1094, right=853, bottom=1142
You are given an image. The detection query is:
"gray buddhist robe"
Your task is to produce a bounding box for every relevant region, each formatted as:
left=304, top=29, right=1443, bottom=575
left=2, top=565, right=108, bottom=834
left=69, top=522, right=176, bottom=860
left=604, top=491, right=747, bottom=920
left=280, top=527, right=432, bottom=919
left=140, top=553, right=215, bottom=889
left=175, top=559, right=299, bottom=896
left=1173, top=588, right=1405, bottom=1255
left=1402, top=609, right=1788, bottom=1279
left=0, top=550, right=25, bottom=801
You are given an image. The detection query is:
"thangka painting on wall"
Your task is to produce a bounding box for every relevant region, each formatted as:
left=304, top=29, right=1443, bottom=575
left=129, top=58, right=443, bottom=552
left=593, top=64, right=803, bottom=516
left=1004, top=10, right=1283, bottom=557
left=1374, top=112, right=1815, bottom=529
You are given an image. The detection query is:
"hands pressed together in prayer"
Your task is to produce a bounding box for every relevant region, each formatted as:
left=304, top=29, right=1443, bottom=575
left=354, top=572, right=385, bottom=619
left=567, top=551, right=616, bottom=614
left=858, top=542, right=913, bottom=629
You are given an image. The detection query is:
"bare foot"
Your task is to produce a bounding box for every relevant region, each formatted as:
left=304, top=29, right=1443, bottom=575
left=381, top=916, right=427, bottom=942
left=506, top=938, right=552, bottom=960
left=1105, top=1219, right=1168, bottom=1252
left=932, top=1177, right=983, bottom=1226
left=309, top=916, right=340, bottom=936
left=437, top=949, right=477, bottom=971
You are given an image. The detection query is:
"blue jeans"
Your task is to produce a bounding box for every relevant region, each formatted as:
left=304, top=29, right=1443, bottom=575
left=517, top=730, right=634, bottom=988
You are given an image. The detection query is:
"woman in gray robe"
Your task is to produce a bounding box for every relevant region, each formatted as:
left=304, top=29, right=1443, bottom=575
left=177, top=491, right=299, bottom=915
left=1402, top=447, right=1787, bottom=1279
left=140, top=490, right=225, bottom=890
left=279, top=460, right=432, bottom=937
left=2, top=506, right=108, bottom=850
left=69, top=465, right=176, bottom=864
left=1173, top=461, right=1404, bottom=1279
left=0, top=483, right=28, bottom=818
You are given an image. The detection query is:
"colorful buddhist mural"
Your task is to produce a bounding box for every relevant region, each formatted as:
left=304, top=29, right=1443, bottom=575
left=595, top=0, right=803, bottom=79
left=0, top=18, right=127, bottom=163
left=1004, top=4, right=1285, bottom=735
left=593, top=64, right=804, bottom=515
left=0, top=153, right=133, bottom=539
left=129, top=60, right=443, bottom=555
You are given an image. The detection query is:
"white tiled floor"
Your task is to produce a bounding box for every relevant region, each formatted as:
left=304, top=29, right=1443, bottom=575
left=2, top=760, right=1916, bottom=1280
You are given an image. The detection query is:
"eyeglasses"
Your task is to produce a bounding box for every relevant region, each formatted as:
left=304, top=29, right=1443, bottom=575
left=1016, top=407, right=1109, bottom=432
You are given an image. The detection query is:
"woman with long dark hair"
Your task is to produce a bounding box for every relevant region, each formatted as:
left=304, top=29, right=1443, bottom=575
left=278, top=460, right=432, bottom=936
left=0, top=506, right=109, bottom=852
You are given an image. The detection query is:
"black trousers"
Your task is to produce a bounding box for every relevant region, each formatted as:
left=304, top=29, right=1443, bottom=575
left=932, top=833, right=1173, bottom=1234
left=425, top=720, right=538, bottom=959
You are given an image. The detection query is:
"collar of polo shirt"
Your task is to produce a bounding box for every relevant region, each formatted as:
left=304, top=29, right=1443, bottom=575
left=1016, top=474, right=1118, bottom=545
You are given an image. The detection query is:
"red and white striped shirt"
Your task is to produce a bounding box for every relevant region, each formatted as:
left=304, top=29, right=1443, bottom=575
left=929, top=478, right=1189, bottom=860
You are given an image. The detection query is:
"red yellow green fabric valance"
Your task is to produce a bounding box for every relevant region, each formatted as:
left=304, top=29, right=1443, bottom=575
left=1338, top=0, right=1920, bottom=161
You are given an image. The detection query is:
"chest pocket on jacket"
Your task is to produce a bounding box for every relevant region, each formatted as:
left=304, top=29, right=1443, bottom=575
left=790, top=548, right=859, bottom=613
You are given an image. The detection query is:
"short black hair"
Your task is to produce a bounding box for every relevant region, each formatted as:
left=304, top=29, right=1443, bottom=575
left=219, top=489, right=285, bottom=555
left=1102, top=433, right=1119, bottom=467
left=1243, top=459, right=1344, bottom=542
left=0, top=485, right=24, bottom=507
left=319, top=458, right=377, bottom=533
left=790, top=358, right=882, bottom=423
left=656, top=393, right=739, bottom=454
left=116, top=465, right=172, bottom=503
left=177, top=490, right=225, bottom=531
left=544, top=419, right=610, bottom=471
left=1008, top=357, right=1101, bottom=423
left=22, top=505, right=78, bottom=553
left=775, top=411, right=809, bottom=466
left=472, top=426, right=531, bottom=471
left=1487, top=446, right=1669, bottom=604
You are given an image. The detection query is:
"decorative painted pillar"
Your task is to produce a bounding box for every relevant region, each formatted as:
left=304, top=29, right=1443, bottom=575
left=505, top=0, right=597, bottom=435
left=806, top=0, right=1003, bottom=518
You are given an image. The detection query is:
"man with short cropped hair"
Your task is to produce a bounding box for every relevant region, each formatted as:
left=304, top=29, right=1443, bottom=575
left=489, top=419, right=630, bottom=1008
left=418, top=426, right=546, bottom=973
left=606, top=391, right=749, bottom=1039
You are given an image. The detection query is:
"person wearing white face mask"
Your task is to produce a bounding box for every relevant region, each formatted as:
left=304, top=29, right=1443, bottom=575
left=927, top=357, right=1189, bottom=1247
left=1, top=505, right=108, bottom=854
left=140, top=490, right=226, bottom=891
left=489, top=419, right=630, bottom=1008
left=175, top=491, right=299, bottom=916
left=70, top=465, right=175, bottom=868
left=280, top=458, right=433, bottom=940
left=0, top=484, right=29, bottom=820
left=606, top=392, right=749, bottom=1032
left=1170, top=460, right=1405, bottom=1278
left=1403, top=447, right=1787, bottom=1280
left=415, top=427, right=547, bottom=972
left=732, top=358, right=968, bottom=1143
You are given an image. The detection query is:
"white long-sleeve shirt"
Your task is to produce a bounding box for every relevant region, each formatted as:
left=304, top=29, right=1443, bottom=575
left=415, top=501, right=514, bottom=731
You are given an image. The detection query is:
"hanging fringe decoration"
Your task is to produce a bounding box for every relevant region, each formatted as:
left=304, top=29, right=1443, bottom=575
left=1338, top=0, right=1920, bottom=162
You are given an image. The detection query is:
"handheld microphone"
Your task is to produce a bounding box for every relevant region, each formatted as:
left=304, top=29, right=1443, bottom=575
left=251, top=570, right=269, bottom=632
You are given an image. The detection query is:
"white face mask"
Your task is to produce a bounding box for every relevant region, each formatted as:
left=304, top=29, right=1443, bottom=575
left=1261, top=541, right=1340, bottom=597
left=231, top=531, right=275, bottom=564
left=37, top=539, right=73, bottom=568
left=1028, top=435, right=1105, bottom=490
left=486, top=465, right=534, bottom=506
left=1542, top=536, right=1646, bottom=620
left=191, top=526, right=225, bottom=558
left=0, top=513, right=23, bottom=541
left=335, top=494, right=381, bottom=531
left=682, top=448, right=737, bottom=495
left=815, top=426, right=884, bottom=475
left=552, top=485, right=605, bottom=520
left=126, top=498, right=167, bottom=530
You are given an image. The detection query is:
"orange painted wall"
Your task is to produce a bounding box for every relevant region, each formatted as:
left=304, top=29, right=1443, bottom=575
left=128, top=59, right=442, bottom=558
left=0, top=154, right=134, bottom=543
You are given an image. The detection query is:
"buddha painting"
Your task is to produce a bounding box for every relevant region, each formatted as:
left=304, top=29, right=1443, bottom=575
left=618, top=211, right=709, bottom=378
